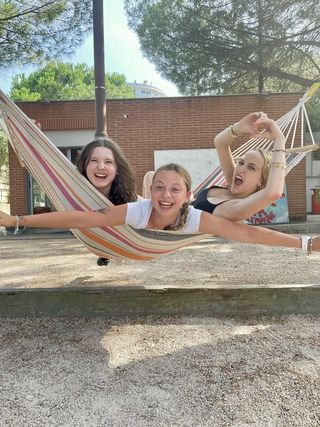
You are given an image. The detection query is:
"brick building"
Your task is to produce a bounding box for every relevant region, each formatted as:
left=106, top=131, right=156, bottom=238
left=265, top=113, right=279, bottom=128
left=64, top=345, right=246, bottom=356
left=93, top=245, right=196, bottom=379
left=8, top=92, right=307, bottom=220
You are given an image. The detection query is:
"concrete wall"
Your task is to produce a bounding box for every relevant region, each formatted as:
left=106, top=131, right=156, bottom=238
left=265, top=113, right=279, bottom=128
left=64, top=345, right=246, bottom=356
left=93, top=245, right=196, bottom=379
left=0, top=166, right=9, bottom=213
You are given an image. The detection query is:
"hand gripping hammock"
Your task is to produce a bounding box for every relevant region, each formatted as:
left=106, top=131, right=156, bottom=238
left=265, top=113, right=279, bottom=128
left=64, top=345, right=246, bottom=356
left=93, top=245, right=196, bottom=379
left=0, top=86, right=319, bottom=260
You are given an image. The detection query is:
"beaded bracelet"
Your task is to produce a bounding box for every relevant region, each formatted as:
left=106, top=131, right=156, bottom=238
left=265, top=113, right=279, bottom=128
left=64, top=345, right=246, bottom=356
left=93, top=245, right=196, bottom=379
left=309, top=237, right=314, bottom=254
left=229, top=124, right=240, bottom=137
left=270, top=162, right=286, bottom=170
left=14, top=215, right=22, bottom=235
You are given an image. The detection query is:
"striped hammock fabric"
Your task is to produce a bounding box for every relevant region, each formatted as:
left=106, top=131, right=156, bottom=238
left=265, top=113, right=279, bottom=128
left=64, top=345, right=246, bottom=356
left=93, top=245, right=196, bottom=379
left=193, top=84, right=320, bottom=196
left=0, top=91, right=210, bottom=260
left=0, top=87, right=319, bottom=260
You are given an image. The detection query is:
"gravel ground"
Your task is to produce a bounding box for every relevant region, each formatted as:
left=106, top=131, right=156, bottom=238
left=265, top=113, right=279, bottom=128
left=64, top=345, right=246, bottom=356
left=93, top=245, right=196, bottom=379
left=0, top=234, right=320, bottom=426
left=1, top=234, right=320, bottom=288
left=0, top=315, right=319, bottom=426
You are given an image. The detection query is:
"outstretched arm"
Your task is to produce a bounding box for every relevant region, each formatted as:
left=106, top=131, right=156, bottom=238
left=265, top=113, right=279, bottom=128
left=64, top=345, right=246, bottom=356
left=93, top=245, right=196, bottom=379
left=199, top=211, right=320, bottom=252
left=0, top=205, right=128, bottom=229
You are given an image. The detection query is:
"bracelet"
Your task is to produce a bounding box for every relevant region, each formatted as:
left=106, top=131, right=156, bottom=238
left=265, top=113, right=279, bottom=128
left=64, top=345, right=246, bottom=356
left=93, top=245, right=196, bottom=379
left=14, top=215, right=22, bottom=235
left=229, top=124, right=240, bottom=137
left=309, top=237, right=313, bottom=254
left=272, top=149, right=286, bottom=153
left=270, top=162, right=286, bottom=170
left=300, top=235, right=313, bottom=255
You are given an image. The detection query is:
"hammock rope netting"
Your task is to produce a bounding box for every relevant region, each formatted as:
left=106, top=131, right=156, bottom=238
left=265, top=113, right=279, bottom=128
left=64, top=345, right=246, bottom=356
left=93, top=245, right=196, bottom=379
left=0, top=85, right=319, bottom=260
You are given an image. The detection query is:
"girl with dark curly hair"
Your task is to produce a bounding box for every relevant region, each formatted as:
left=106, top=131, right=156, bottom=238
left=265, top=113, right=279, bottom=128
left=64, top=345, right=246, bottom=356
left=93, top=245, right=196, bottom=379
left=77, top=138, right=137, bottom=265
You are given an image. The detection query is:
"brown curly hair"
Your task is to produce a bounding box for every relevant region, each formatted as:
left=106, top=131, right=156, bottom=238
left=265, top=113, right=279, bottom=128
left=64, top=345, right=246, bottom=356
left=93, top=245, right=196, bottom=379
left=77, top=138, right=137, bottom=204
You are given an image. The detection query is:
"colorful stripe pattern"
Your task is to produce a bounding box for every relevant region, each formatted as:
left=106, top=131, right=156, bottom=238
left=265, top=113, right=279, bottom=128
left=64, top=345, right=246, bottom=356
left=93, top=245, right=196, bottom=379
left=0, top=91, right=209, bottom=260
left=0, top=89, right=317, bottom=260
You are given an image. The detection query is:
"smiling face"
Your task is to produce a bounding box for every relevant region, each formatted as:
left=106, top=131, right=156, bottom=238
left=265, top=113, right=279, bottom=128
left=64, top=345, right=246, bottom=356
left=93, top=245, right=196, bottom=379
left=85, top=147, right=118, bottom=197
left=230, top=150, right=265, bottom=196
left=150, top=169, right=191, bottom=227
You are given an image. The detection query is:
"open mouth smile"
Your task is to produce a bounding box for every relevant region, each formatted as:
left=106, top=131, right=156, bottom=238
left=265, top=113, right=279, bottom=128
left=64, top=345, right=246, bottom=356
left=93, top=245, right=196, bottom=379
left=94, top=173, right=108, bottom=179
left=159, top=201, right=174, bottom=208
left=233, top=175, right=244, bottom=187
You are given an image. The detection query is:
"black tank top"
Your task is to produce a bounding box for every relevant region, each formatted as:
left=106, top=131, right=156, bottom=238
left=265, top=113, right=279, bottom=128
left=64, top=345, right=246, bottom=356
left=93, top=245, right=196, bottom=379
left=191, top=186, right=228, bottom=214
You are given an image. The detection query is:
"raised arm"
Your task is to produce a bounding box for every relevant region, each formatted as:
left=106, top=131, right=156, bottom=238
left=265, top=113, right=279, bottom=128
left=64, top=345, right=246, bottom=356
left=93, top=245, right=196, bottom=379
left=214, top=112, right=266, bottom=185
left=213, top=118, right=287, bottom=221
left=0, top=204, right=128, bottom=230
left=261, top=119, right=286, bottom=198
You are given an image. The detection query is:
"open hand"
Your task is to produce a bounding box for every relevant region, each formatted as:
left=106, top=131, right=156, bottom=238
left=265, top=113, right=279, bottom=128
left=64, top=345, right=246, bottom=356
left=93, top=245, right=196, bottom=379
left=312, top=235, right=320, bottom=252
left=235, top=112, right=268, bottom=135
left=0, top=211, right=15, bottom=228
left=251, top=117, right=284, bottom=141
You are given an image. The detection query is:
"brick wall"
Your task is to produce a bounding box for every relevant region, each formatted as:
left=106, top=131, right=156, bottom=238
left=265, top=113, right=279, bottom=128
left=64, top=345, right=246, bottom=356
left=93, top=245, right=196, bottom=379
left=9, top=93, right=306, bottom=219
left=8, top=145, right=29, bottom=215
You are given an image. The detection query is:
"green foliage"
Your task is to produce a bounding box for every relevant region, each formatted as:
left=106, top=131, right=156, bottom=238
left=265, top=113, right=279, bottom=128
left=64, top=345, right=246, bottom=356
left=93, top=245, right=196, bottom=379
left=0, top=1, right=92, bottom=68
left=105, top=73, right=135, bottom=99
left=125, top=0, right=320, bottom=95
left=9, top=62, right=135, bottom=101
left=0, top=131, right=8, bottom=167
left=306, top=92, right=320, bottom=132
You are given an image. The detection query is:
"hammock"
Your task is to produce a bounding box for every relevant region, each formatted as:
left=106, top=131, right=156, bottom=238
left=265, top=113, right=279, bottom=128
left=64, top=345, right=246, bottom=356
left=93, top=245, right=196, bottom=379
left=0, top=87, right=319, bottom=261
left=0, top=91, right=210, bottom=260
left=193, top=84, right=320, bottom=196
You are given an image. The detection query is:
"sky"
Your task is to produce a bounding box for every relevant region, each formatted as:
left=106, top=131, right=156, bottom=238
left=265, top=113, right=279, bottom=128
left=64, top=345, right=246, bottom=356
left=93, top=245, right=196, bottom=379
left=1, top=1, right=180, bottom=97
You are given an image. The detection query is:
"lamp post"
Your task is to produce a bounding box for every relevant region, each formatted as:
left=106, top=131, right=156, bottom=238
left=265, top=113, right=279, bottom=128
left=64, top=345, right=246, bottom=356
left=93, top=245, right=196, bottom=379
left=93, top=0, right=107, bottom=138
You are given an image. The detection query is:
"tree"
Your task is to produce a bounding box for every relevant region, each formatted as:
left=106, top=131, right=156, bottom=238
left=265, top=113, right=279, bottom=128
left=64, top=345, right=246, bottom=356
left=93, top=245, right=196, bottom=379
left=306, top=92, right=320, bottom=132
left=125, top=0, right=320, bottom=95
left=0, top=0, right=92, bottom=69
left=0, top=131, right=8, bottom=168
left=9, top=61, right=135, bottom=101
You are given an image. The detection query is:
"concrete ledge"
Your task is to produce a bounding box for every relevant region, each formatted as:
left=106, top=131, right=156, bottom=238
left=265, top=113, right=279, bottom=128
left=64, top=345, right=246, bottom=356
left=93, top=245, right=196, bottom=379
left=263, top=222, right=320, bottom=234
left=0, top=285, right=319, bottom=318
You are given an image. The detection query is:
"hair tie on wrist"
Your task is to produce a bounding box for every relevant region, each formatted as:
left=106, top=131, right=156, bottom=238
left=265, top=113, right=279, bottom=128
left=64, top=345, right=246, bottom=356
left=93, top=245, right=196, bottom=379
left=272, top=149, right=286, bottom=153
left=300, top=235, right=313, bottom=255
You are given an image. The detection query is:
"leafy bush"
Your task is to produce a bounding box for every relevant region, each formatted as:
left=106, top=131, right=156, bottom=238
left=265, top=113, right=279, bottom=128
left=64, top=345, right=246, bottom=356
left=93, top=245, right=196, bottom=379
left=0, top=132, right=8, bottom=168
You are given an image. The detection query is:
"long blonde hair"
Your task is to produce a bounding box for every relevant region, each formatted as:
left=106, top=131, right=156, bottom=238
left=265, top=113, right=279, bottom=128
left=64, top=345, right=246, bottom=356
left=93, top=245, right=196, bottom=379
left=239, top=149, right=272, bottom=190
left=152, top=163, right=191, bottom=231
left=256, top=149, right=272, bottom=189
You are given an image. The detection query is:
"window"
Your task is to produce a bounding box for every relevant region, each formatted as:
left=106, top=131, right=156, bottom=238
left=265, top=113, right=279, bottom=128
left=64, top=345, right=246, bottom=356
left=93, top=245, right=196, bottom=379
left=29, top=147, right=82, bottom=213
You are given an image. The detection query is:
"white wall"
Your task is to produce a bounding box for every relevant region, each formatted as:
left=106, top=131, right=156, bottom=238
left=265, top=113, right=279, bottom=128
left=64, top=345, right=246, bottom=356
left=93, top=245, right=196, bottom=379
left=154, top=148, right=220, bottom=190
left=45, top=130, right=95, bottom=148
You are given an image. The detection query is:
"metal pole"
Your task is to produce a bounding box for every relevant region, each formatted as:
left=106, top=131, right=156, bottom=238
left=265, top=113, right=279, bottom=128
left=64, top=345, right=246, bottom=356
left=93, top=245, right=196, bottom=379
left=93, top=0, right=107, bottom=138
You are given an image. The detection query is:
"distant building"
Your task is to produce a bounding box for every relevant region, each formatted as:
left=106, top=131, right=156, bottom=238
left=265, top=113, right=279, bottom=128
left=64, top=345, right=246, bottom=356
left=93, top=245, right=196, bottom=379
left=128, top=81, right=166, bottom=98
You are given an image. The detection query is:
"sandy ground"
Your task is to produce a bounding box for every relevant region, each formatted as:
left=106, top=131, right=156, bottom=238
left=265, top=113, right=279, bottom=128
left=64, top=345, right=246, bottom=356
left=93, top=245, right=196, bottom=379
left=0, top=234, right=320, bottom=426
left=0, top=315, right=319, bottom=426
left=1, top=234, right=320, bottom=288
